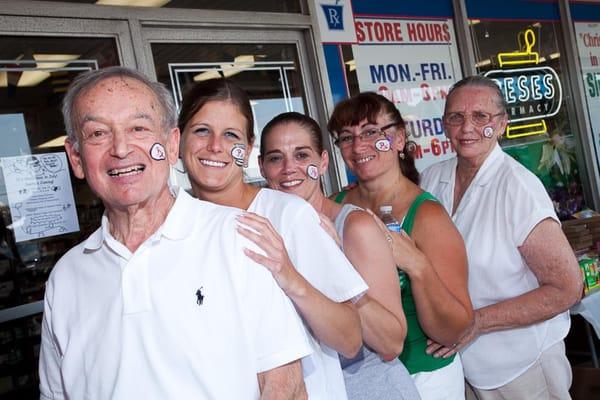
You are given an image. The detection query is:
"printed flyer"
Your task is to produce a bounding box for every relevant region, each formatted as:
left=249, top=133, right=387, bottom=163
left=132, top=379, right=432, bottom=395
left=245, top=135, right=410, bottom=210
left=1, top=152, right=79, bottom=242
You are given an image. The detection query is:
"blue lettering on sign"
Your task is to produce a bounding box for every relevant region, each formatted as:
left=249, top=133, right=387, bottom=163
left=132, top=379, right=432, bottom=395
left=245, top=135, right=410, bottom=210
left=321, top=4, right=344, bottom=30
left=419, top=63, right=449, bottom=80
left=405, top=117, right=445, bottom=138
left=369, top=63, right=449, bottom=83
left=485, top=66, right=562, bottom=123
left=369, top=64, right=412, bottom=83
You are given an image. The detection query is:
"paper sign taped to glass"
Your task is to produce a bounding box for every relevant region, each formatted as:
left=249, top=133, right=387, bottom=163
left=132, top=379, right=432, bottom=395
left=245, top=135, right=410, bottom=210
left=1, top=152, right=79, bottom=242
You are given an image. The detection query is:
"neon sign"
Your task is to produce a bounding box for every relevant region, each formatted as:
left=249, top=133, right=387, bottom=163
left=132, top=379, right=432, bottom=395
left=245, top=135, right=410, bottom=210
left=484, top=29, right=562, bottom=139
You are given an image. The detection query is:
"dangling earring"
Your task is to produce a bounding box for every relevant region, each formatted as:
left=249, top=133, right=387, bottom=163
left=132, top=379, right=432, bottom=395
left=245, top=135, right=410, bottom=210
left=243, top=159, right=249, bottom=168
left=398, top=151, right=405, bottom=160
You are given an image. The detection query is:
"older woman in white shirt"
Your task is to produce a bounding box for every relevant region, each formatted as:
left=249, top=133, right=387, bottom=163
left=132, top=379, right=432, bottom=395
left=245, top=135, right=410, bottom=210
left=421, top=75, right=582, bottom=400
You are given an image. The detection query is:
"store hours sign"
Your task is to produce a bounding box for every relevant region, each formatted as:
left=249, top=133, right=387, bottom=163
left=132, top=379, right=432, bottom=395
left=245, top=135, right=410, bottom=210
left=352, top=17, right=462, bottom=171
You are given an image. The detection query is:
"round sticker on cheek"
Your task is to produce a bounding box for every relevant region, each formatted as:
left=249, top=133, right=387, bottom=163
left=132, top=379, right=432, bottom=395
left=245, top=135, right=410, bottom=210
left=374, top=138, right=391, bottom=152
left=483, top=126, right=494, bottom=138
left=150, top=143, right=166, bottom=161
left=231, top=144, right=246, bottom=167
left=307, top=164, right=319, bottom=180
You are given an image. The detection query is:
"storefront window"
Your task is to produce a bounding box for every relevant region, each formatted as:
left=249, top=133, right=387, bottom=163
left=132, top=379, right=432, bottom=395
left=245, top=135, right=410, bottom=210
left=467, top=1, right=586, bottom=219
left=151, top=42, right=307, bottom=184
left=572, top=1, right=600, bottom=200
left=321, top=0, right=460, bottom=175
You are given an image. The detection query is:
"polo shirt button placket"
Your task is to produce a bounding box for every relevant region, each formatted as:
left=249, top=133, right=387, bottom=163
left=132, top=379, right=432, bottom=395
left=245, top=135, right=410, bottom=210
left=121, top=248, right=152, bottom=315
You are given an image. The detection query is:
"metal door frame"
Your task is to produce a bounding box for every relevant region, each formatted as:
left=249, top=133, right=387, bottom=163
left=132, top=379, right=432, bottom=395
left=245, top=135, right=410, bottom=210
left=0, top=14, right=136, bottom=323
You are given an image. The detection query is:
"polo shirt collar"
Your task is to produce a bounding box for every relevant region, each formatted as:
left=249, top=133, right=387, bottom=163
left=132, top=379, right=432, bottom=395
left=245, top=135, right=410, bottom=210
left=439, top=156, right=458, bottom=184
left=83, top=186, right=194, bottom=250
left=159, top=186, right=196, bottom=241
left=470, top=143, right=504, bottom=187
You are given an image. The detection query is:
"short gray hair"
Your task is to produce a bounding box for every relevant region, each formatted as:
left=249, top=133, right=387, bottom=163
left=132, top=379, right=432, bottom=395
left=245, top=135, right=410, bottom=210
left=445, top=75, right=508, bottom=114
left=62, top=66, right=177, bottom=150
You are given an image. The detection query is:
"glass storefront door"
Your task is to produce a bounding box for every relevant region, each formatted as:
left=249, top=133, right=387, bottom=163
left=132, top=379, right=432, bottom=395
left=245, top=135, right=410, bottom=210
left=0, top=17, right=132, bottom=399
left=142, top=27, right=323, bottom=186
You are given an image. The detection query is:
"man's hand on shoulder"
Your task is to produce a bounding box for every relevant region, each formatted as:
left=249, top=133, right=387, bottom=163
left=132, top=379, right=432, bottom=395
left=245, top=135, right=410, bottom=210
left=257, top=359, right=306, bottom=400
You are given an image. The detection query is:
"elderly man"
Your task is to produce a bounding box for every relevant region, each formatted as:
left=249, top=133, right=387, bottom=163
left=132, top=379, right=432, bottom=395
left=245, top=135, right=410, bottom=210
left=39, top=66, right=312, bottom=399
left=421, top=75, right=582, bottom=399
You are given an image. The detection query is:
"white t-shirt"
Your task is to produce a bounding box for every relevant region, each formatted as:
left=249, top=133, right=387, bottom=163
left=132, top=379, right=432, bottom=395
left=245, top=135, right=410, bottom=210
left=421, top=144, right=570, bottom=389
left=249, top=189, right=368, bottom=400
left=39, top=188, right=312, bottom=400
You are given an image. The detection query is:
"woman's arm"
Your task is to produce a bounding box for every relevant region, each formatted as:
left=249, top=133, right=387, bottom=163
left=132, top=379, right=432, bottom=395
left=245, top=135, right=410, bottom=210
left=370, top=203, right=473, bottom=346
left=474, top=218, right=581, bottom=332
left=407, top=202, right=473, bottom=345
left=343, top=211, right=406, bottom=360
left=427, top=218, right=582, bottom=358
left=237, top=212, right=362, bottom=358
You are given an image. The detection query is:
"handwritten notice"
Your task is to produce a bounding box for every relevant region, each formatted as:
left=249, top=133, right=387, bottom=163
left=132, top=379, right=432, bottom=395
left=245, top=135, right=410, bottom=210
left=1, top=152, right=79, bottom=242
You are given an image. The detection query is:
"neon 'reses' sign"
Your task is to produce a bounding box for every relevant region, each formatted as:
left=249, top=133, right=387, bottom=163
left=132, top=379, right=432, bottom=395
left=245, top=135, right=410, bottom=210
left=484, top=29, right=563, bottom=139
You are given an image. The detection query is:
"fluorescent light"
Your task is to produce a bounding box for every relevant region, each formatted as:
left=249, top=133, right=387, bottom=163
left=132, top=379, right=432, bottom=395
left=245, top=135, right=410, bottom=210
left=475, top=59, right=492, bottom=68
left=96, top=0, right=170, bottom=6
left=37, top=135, right=67, bottom=149
left=549, top=52, right=560, bottom=60
left=345, top=59, right=356, bottom=72
left=193, top=69, right=222, bottom=82
left=17, top=54, right=80, bottom=87
left=469, top=19, right=480, bottom=25
left=193, top=55, right=256, bottom=82
left=222, top=55, right=255, bottom=78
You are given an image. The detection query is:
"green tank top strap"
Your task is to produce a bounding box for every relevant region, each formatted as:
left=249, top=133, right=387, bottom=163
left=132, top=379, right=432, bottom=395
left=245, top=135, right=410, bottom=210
left=401, top=192, right=439, bottom=236
left=333, top=190, right=348, bottom=204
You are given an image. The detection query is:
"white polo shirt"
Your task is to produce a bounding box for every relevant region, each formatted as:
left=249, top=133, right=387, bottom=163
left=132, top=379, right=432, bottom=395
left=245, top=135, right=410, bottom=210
left=421, top=144, right=570, bottom=389
left=39, top=188, right=312, bottom=400
left=249, top=189, right=368, bottom=400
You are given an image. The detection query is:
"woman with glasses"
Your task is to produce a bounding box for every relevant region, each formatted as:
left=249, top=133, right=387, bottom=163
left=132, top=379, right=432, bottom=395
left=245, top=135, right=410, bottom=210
left=259, top=112, right=420, bottom=400
left=178, top=79, right=369, bottom=400
left=421, top=76, right=581, bottom=399
left=328, top=92, right=473, bottom=400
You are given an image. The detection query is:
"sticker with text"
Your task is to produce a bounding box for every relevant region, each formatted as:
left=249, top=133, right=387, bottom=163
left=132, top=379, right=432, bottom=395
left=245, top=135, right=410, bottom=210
left=374, top=138, right=391, bottom=152
left=150, top=143, right=166, bottom=161
left=231, top=144, right=247, bottom=167
left=307, top=164, right=319, bottom=180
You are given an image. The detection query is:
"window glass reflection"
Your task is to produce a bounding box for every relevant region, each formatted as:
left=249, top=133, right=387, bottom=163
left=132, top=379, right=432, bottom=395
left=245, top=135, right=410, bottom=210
left=469, top=20, right=586, bottom=219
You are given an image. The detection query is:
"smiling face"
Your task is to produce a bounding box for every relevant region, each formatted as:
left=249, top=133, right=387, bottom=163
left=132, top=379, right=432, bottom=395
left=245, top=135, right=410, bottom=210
left=259, top=121, right=327, bottom=204
left=338, top=114, right=404, bottom=182
left=443, top=85, right=508, bottom=167
left=64, top=77, right=179, bottom=211
left=180, top=100, right=251, bottom=196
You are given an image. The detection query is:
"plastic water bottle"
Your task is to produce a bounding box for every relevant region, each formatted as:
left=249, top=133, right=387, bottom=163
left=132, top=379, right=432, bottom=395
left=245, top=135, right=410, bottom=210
left=380, top=205, right=408, bottom=290
left=380, top=205, right=401, bottom=233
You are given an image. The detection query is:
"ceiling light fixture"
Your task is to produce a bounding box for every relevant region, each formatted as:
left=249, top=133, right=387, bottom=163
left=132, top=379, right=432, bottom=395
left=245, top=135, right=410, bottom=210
left=17, top=54, right=80, bottom=87
left=96, top=0, right=170, bottom=7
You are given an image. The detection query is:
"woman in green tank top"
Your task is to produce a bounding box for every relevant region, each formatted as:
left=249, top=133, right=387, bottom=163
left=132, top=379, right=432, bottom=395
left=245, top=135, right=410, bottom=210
left=328, top=92, right=473, bottom=400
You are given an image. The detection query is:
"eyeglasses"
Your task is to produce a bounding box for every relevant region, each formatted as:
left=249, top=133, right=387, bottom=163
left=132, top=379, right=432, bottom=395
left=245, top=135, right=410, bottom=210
left=334, top=122, right=398, bottom=148
left=443, top=111, right=505, bottom=127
